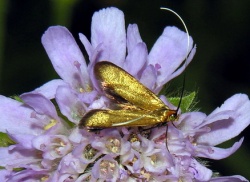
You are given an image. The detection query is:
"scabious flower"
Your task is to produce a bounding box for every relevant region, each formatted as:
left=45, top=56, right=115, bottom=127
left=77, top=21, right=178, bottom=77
left=0, top=7, right=249, bottom=182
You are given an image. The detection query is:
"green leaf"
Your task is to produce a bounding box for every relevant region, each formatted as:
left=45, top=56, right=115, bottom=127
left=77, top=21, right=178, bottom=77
left=0, top=132, right=16, bottom=147
left=168, top=91, right=196, bottom=113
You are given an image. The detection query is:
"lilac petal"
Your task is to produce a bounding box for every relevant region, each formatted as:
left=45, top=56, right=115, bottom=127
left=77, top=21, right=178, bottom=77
left=21, top=93, right=58, bottom=120
left=47, top=172, right=60, bottom=182
left=190, top=159, right=212, bottom=181
left=178, top=112, right=207, bottom=131
left=78, top=90, right=98, bottom=104
left=33, top=79, right=67, bottom=99
left=211, top=175, right=248, bottom=182
left=150, top=126, right=166, bottom=141
left=91, top=7, right=126, bottom=65
left=56, top=85, right=87, bottom=124
left=75, top=173, right=92, bottom=182
left=79, top=33, right=94, bottom=61
left=124, top=42, right=148, bottom=76
left=148, top=26, right=194, bottom=86
left=0, top=147, right=38, bottom=169
left=140, top=64, right=157, bottom=90
left=137, top=135, right=155, bottom=154
left=0, top=96, right=42, bottom=135
left=68, top=128, right=85, bottom=144
left=143, top=149, right=169, bottom=173
left=196, top=138, right=243, bottom=160
left=33, top=134, right=71, bottom=160
left=131, top=152, right=142, bottom=172
left=8, top=133, right=34, bottom=149
left=210, top=94, right=250, bottom=117
left=5, top=170, right=48, bottom=182
left=87, top=96, right=108, bottom=110
left=0, top=170, right=11, bottom=181
left=197, top=94, right=250, bottom=146
left=42, top=26, right=89, bottom=91
left=195, top=111, right=233, bottom=146
left=120, top=149, right=141, bottom=172
left=58, top=153, right=86, bottom=174
left=153, top=174, right=178, bottom=181
left=200, top=110, right=233, bottom=128
left=86, top=45, right=105, bottom=92
left=126, top=24, right=143, bottom=53
left=166, top=45, right=196, bottom=82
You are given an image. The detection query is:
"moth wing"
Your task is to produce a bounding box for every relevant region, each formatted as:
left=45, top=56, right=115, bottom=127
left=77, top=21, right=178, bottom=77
left=94, top=61, right=167, bottom=111
left=79, top=109, right=163, bottom=129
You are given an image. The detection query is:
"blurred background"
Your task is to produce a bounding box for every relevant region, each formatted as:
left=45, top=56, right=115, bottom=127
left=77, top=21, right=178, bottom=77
left=0, top=0, right=249, bottom=179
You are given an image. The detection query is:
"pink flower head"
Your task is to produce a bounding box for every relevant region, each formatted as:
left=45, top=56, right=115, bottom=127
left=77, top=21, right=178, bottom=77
left=0, top=7, right=249, bottom=182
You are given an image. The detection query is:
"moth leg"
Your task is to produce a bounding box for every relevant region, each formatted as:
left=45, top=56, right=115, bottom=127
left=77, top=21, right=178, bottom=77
left=165, top=124, right=169, bottom=150
left=140, top=122, right=166, bottom=131
left=87, top=128, right=103, bottom=132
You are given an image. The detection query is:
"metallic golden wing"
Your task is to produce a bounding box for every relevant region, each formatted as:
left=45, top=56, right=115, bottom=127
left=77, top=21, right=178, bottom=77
left=94, top=61, right=167, bottom=111
left=79, top=108, right=176, bottom=129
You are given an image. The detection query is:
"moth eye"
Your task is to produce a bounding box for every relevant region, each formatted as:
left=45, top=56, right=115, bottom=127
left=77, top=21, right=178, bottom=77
left=169, top=113, right=177, bottom=122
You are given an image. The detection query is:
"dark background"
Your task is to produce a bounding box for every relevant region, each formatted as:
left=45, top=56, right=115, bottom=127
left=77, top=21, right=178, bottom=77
left=0, top=0, right=249, bottom=179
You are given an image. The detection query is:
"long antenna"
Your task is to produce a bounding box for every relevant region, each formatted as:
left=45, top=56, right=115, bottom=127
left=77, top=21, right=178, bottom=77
left=160, top=7, right=190, bottom=113
left=160, top=7, right=190, bottom=55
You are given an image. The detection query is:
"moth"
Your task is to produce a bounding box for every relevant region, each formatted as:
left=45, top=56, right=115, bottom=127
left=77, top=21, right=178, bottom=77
left=79, top=61, right=179, bottom=130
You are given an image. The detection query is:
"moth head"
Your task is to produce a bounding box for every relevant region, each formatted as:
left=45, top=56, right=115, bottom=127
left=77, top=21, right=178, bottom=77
left=168, top=110, right=179, bottom=122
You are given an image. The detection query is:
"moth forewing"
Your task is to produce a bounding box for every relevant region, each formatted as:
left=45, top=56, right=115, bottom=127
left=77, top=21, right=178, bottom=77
left=79, top=61, right=179, bottom=129
left=79, top=107, right=178, bottom=129
left=94, top=61, right=167, bottom=111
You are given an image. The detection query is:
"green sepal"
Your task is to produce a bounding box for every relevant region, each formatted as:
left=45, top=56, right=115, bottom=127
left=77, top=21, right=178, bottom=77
left=13, top=167, right=25, bottom=172
left=10, top=95, right=23, bottom=103
left=0, top=132, right=16, bottom=147
left=168, top=91, right=196, bottom=113
left=0, top=166, right=25, bottom=171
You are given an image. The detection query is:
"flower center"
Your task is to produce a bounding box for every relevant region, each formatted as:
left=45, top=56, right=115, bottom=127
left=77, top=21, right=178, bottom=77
left=53, top=138, right=67, bottom=155
left=150, top=154, right=157, bottom=166
left=106, top=138, right=121, bottom=153
left=100, top=160, right=116, bottom=177
left=128, top=133, right=140, bottom=143
left=83, top=144, right=98, bottom=160
left=141, top=169, right=151, bottom=181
